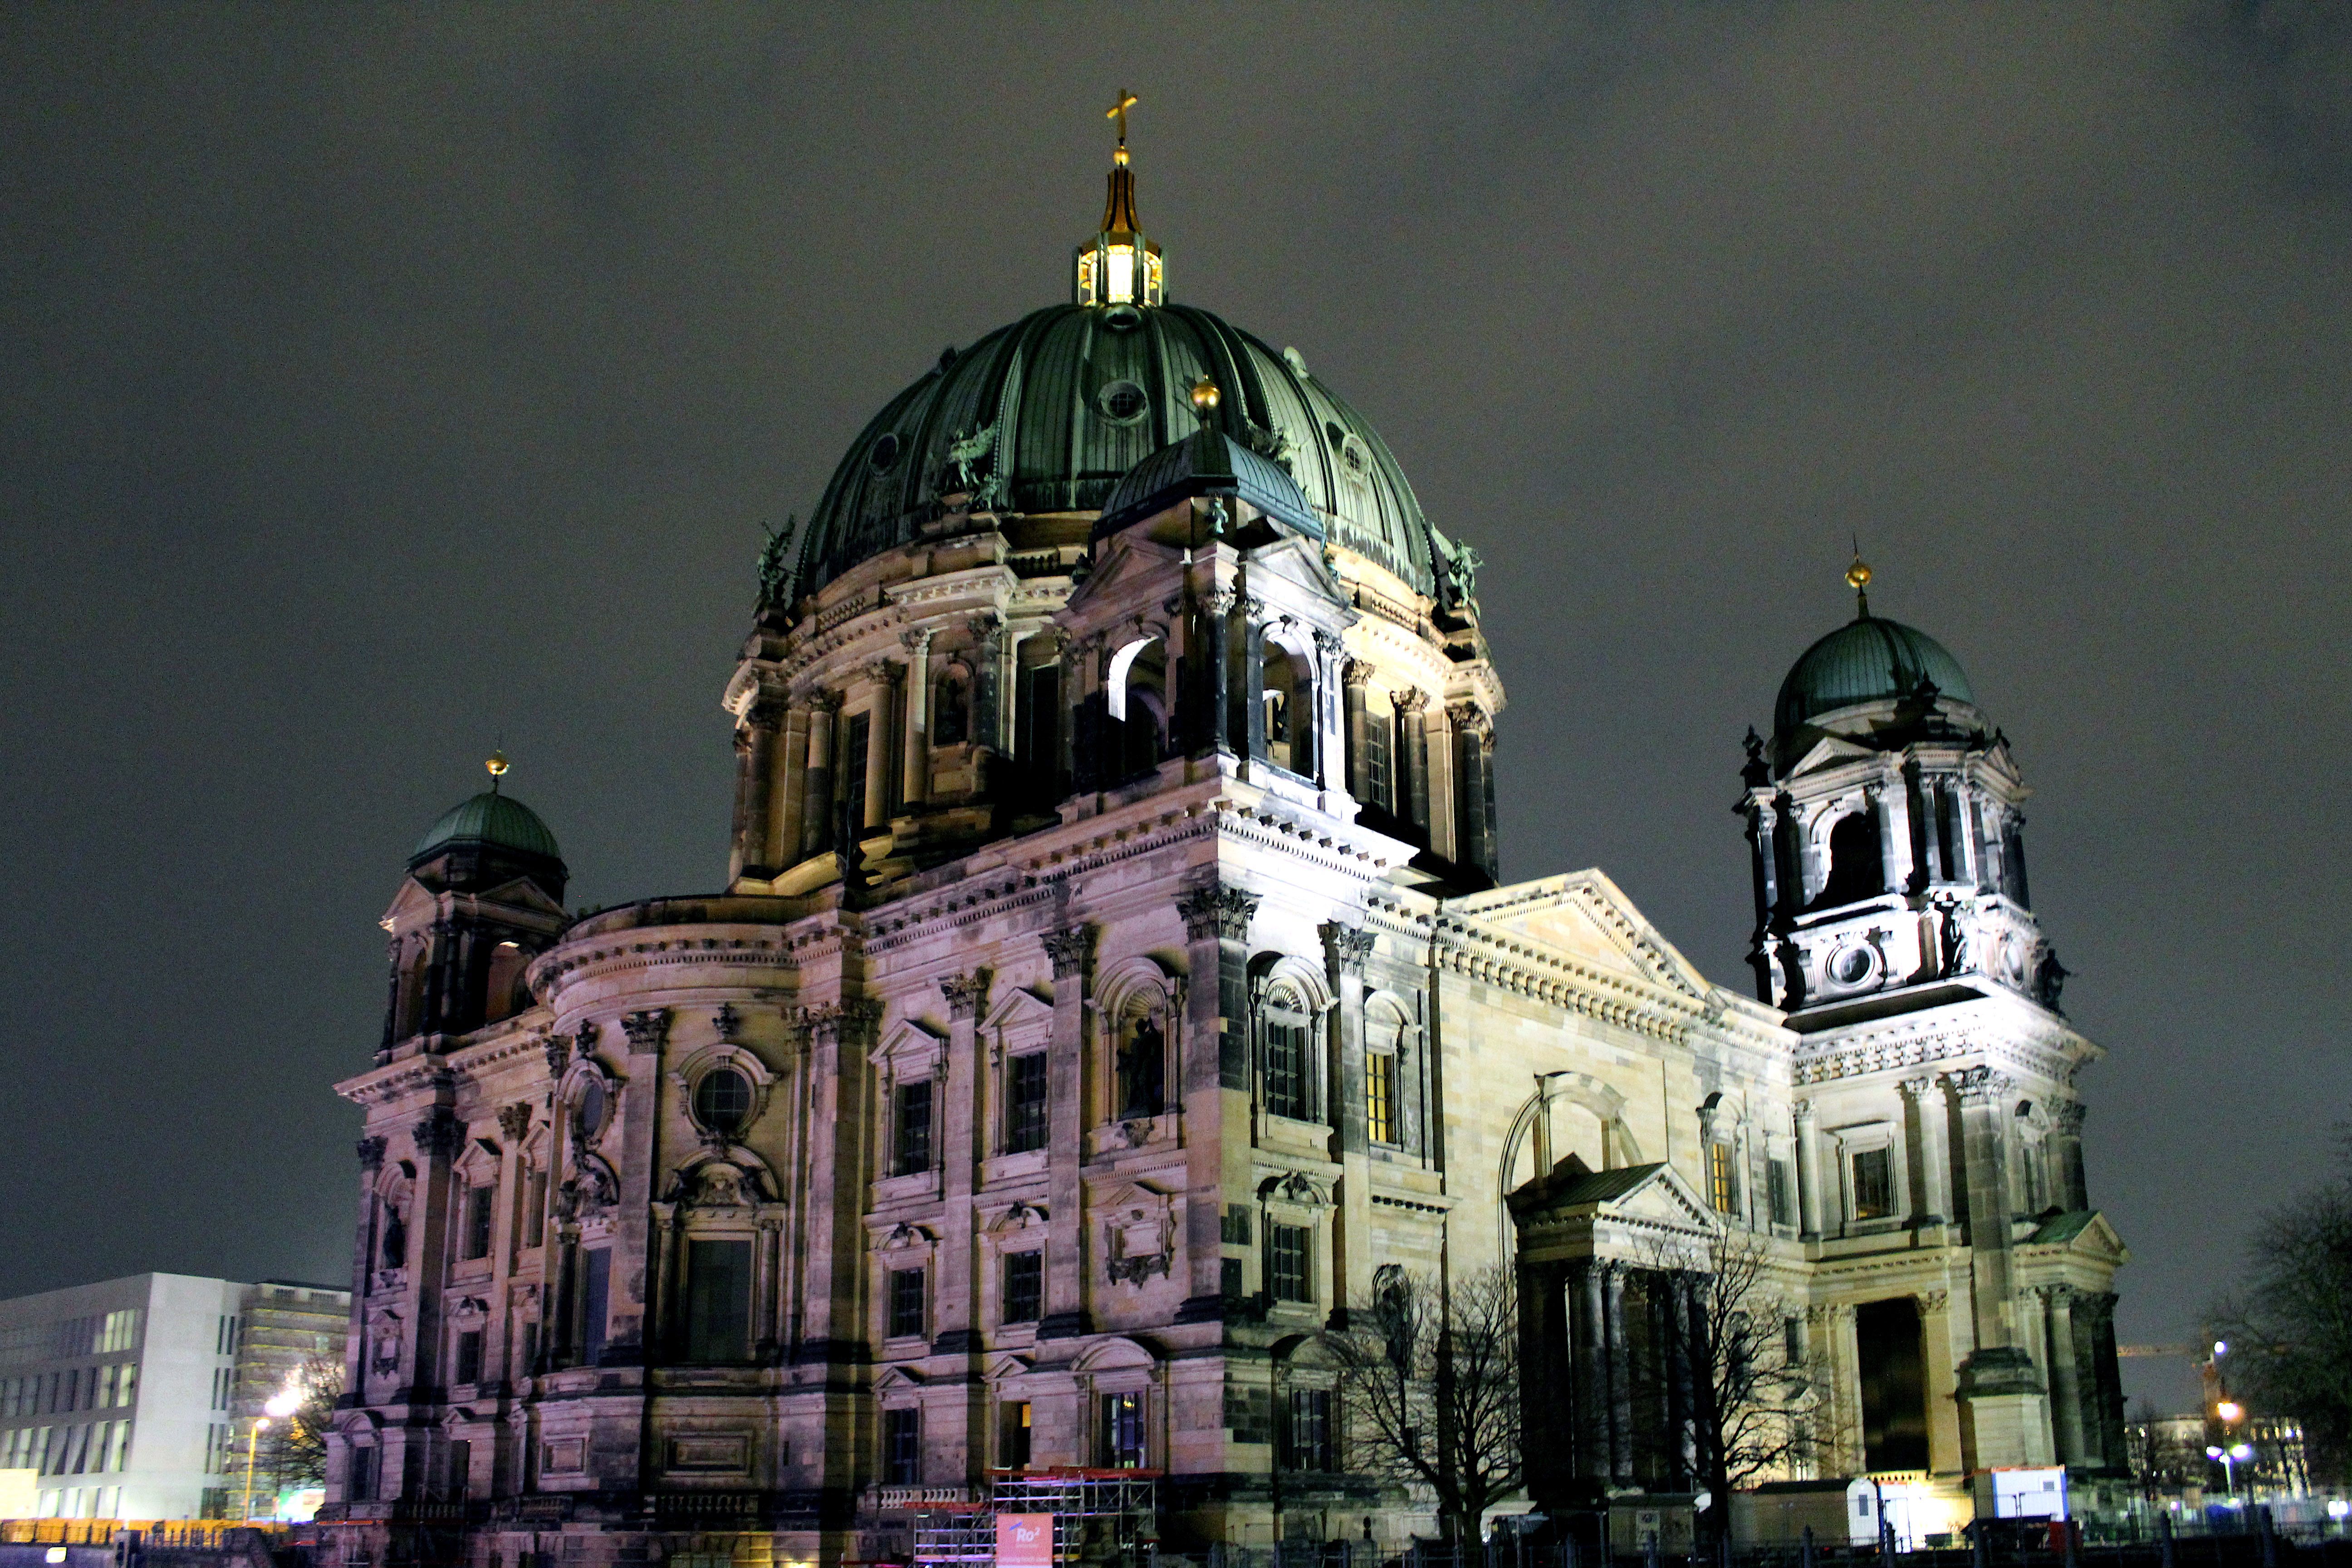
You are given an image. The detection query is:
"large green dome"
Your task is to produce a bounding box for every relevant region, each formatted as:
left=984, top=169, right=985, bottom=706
left=785, top=302, right=1460, bottom=603
left=410, top=789, right=562, bottom=867
left=1775, top=615, right=1975, bottom=735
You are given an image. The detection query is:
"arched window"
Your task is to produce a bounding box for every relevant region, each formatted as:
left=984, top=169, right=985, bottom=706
left=1260, top=641, right=1313, bottom=777
left=483, top=941, right=530, bottom=1024
left=1107, top=637, right=1167, bottom=782
left=693, top=1068, right=754, bottom=1137
left=1816, top=809, right=1883, bottom=907
left=1262, top=986, right=1313, bottom=1121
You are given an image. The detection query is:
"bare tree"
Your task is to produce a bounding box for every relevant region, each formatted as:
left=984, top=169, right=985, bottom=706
left=2210, top=1150, right=2352, bottom=1484
left=268, top=1353, right=346, bottom=1490
left=1332, top=1264, right=1523, bottom=1545
left=1655, top=1227, right=1823, bottom=1544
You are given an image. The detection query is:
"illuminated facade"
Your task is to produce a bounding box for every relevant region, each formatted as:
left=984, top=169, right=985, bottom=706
left=320, top=126, right=2127, bottom=1563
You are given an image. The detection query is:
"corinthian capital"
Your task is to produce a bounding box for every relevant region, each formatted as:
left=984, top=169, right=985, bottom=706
left=1946, top=1064, right=2014, bottom=1106
left=1042, top=926, right=1095, bottom=979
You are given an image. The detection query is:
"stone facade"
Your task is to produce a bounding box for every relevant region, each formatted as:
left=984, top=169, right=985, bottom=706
left=319, top=159, right=2124, bottom=1567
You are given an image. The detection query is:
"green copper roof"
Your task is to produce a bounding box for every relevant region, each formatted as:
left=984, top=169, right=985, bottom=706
left=410, top=789, right=563, bottom=866
left=786, top=302, right=1452, bottom=603
left=1097, top=424, right=1322, bottom=539
left=1775, top=616, right=1975, bottom=735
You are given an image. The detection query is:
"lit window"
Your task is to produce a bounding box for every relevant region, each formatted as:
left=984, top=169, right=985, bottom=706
left=1367, top=1052, right=1398, bottom=1147
left=1708, top=1142, right=1741, bottom=1216
left=1100, top=1392, right=1146, bottom=1468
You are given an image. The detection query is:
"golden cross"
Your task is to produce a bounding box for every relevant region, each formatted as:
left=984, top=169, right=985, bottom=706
left=1107, top=88, right=1138, bottom=146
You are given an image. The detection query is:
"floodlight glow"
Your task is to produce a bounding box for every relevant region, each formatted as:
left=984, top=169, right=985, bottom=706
left=2328, top=1501, right=2348, bottom=1521
left=2219, top=1401, right=2244, bottom=1422
left=2208, top=1446, right=2225, bottom=1460
left=2215, top=1340, right=2229, bottom=1356
left=265, top=1390, right=301, bottom=1418
left=2232, top=1444, right=2254, bottom=1461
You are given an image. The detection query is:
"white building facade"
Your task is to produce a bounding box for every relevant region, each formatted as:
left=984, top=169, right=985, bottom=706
left=319, top=144, right=2126, bottom=1564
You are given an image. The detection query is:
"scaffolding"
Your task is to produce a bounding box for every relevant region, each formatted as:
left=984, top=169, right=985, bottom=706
left=911, top=1470, right=1161, bottom=1568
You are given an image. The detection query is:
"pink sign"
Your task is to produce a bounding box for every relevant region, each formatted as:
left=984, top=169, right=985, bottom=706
left=996, top=1513, right=1054, bottom=1568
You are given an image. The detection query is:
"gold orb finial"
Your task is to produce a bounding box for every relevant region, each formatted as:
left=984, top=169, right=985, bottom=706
left=486, top=750, right=510, bottom=781
left=1845, top=549, right=1873, bottom=618
left=1189, top=376, right=1220, bottom=417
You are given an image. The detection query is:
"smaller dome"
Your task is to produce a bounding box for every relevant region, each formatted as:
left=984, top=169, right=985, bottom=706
left=410, top=790, right=563, bottom=867
left=1097, top=424, right=1322, bottom=540
left=1775, top=616, right=1975, bottom=735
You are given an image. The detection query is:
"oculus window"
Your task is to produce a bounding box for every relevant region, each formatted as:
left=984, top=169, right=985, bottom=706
left=693, top=1068, right=753, bottom=1137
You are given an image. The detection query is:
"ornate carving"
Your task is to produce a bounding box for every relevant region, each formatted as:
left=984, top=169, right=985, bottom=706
left=798, top=1000, right=881, bottom=1049
left=1178, top=883, right=1260, bottom=943
left=1392, top=686, right=1428, bottom=714
left=940, top=969, right=992, bottom=1020
left=2050, top=1100, right=2088, bottom=1134
left=755, top=515, right=799, bottom=609
left=805, top=689, right=844, bottom=715
left=496, top=1103, right=533, bottom=1142
left=1043, top=926, right=1095, bottom=979
left=1106, top=1252, right=1171, bottom=1287
left=713, top=1004, right=741, bottom=1040
left=1446, top=701, right=1492, bottom=737
left=1341, top=657, right=1376, bottom=688
left=356, top=1136, right=387, bottom=1172
left=1898, top=1076, right=1939, bottom=1101
left=966, top=611, right=1004, bottom=649
left=621, top=1010, right=670, bottom=1053
left=1312, top=627, right=1345, bottom=658
left=1946, top=1064, right=2014, bottom=1106
left=864, top=659, right=902, bottom=688
left=745, top=698, right=784, bottom=733
left=412, top=1109, right=465, bottom=1160
left=1919, top=1289, right=1951, bottom=1313
left=1204, top=587, right=1242, bottom=619
left=1321, top=922, right=1376, bottom=976
left=574, top=1019, right=600, bottom=1057
left=900, top=627, right=935, bottom=656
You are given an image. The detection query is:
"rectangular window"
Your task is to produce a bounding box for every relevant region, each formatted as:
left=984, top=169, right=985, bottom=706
left=1264, top=1019, right=1309, bottom=1120
left=1220, top=1205, right=1252, bottom=1246
left=520, top=1323, right=539, bottom=1378
left=1784, top=1316, right=1805, bottom=1366
left=1852, top=1147, right=1895, bottom=1220
left=1363, top=708, right=1392, bottom=812
left=1708, top=1142, right=1741, bottom=1215
left=1768, top=1159, right=1795, bottom=1227
left=1003, top=1252, right=1043, bottom=1325
left=895, top=1079, right=934, bottom=1176
left=1099, top=1391, right=1145, bottom=1469
left=348, top=1446, right=376, bottom=1502
left=1000, top=1401, right=1032, bottom=1470
left=686, top=1239, right=754, bottom=1363
left=463, top=1185, right=495, bottom=1260
left=1221, top=1257, right=1244, bottom=1299
left=1267, top=1222, right=1313, bottom=1304
left=446, top=1439, right=471, bottom=1500
left=1284, top=1388, right=1335, bottom=1471
left=525, top=1171, right=548, bottom=1248
left=454, top=1331, right=483, bottom=1386
left=581, top=1247, right=612, bottom=1365
left=843, top=711, right=872, bottom=832
left=1366, top=1051, right=1398, bottom=1146
left=882, top=1407, right=921, bottom=1485
left=1005, top=1053, right=1049, bottom=1153
left=888, top=1267, right=926, bottom=1340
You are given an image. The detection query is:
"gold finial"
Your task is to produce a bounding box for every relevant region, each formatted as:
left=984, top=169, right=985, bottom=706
left=1107, top=88, right=1138, bottom=165
left=1189, top=376, right=1220, bottom=420
left=1845, top=546, right=1872, bottom=618
left=486, top=749, right=510, bottom=789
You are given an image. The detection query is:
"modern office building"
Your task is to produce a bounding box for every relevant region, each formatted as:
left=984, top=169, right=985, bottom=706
left=0, top=1274, right=349, bottom=1520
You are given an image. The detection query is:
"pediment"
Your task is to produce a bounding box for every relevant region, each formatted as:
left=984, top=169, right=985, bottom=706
left=381, top=877, right=441, bottom=931
left=1459, top=870, right=1713, bottom=1001
left=874, top=1365, right=925, bottom=1393
left=983, top=987, right=1055, bottom=1037
left=380, top=872, right=566, bottom=932
left=872, top=1016, right=946, bottom=1070
left=1064, top=535, right=1183, bottom=615
left=1510, top=1159, right=1720, bottom=1239
left=2022, top=1209, right=2130, bottom=1266
left=1246, top=533, right=1347, bottom=603
left=1787, top=735, right=1880, bottom=779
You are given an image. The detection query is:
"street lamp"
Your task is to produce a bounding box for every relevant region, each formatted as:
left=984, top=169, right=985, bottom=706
left=2208, top=1443, right=2256, bottom=1502
left=241, top=1388, right=303, bottom=1522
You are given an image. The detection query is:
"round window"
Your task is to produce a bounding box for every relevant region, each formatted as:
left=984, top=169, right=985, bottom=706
left=573, top=1078, right=607, bottom=1143
left=1100, top=304, right=1143, bottom=332
left=695, top=1067, right=754, bottom=1136
left=1829, top=945, right=1874, bottom=986
left=1342, top=439, right=1370, bottom=478
left=868, top=432, right=902, bottom=474
left=1098, top=380, right=1148, bottom=425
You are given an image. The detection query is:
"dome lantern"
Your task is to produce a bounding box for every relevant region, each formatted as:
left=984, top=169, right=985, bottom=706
left=1073, top=89, right=1164, bottom=308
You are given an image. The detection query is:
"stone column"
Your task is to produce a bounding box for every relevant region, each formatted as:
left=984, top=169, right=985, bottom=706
left=1039, top=924, right=1094, bottom=1338
left=2042, top=1286, right=2086, bottom=1465
left=650, top=1202, right=682, bottom=1356
left=1310, top=628, right=1344, bottom=789
left=1449, top=702, right=1498, bottom=879
left=1176, top=882, right=1257, bottom=1319
left=935, top=968, right=990, bottom=1355
left=1577, top=1261, right=1609, bottom=1487
left=1322, top=923, right=1376, bottom=1327
left=901, top=628, right=934, bottom=810
left=1202, top=588, right=1237, bottom=756
left=1920, top=1288, right=1963, bottom=1474
left=800, top=692, right=840, bottom=857
left=1870, top=779, right=1909, bottom=897
left=2051, top=1100, right=2089, bottom=1210
left=1902, top=1077, right=1953, bottom=1225
left=862, top=660, right=902, bottom=827
left=1667, top=1272, right=1698, bottom=1489
left=1342, top=658, right=1372, bottom=801
left=1425, top=699, right=1458, bottom=862
left=1395, top=688, right=1431, bottom=838
left=347, top=1137, right=386, bottom=1394
left=1241, top=603, right=1269, bottom=765
left=1793, top=1099, right=1823, bottom=1240
left=609, top=1009, right=670, bottom=1366
left=793, top=998, right=878, bottom=1363
left=1604, top=1263, right=1634, bottom=1486
left=1949, top=1065, right=2050, bottom=1474
left=404, top=1107, right=464, bottom=1402
left=732, top=699, right=784, bottom=880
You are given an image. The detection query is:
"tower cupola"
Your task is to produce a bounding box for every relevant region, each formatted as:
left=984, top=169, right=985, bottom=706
left=1073, top=89, right=1164, bottom=308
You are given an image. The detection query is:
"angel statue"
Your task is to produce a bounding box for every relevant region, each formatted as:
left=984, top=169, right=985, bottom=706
left=756, top=515, right=798, bottom=610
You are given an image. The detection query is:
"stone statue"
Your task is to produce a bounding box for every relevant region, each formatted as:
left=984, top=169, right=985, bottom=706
left=756, top=514, right=799, bottom=610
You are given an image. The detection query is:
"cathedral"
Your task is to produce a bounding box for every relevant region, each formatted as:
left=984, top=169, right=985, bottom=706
left=321, top=118, right=2127, bottom=1566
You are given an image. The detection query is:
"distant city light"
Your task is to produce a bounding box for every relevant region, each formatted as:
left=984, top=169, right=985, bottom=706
left=2328, top=1501, right=2348, bottom=1521
left=2215, top=1340, right=2229, bottom=1357
left=2219, top=1401, right=2244, bottom=1422
left=2232, top=1444, right=2254, bottom=1461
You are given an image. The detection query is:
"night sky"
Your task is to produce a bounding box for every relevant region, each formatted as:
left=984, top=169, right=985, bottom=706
left=2, top=5, right=2344, bottom=1414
